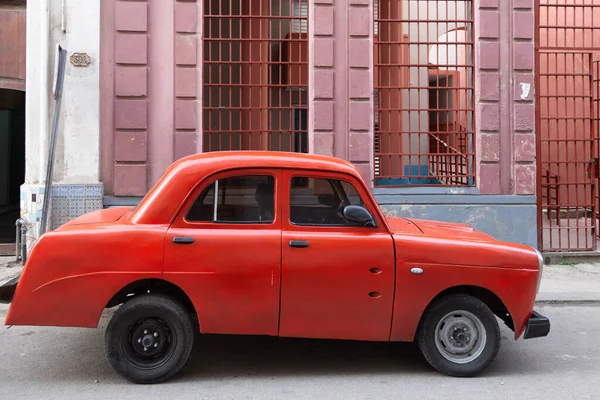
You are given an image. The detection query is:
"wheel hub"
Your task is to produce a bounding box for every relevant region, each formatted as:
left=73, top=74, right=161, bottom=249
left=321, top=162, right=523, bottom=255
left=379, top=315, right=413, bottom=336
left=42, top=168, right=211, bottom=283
left=130, top=319, right=170, bottom=359
left=435, top=310, right=487, bottom=364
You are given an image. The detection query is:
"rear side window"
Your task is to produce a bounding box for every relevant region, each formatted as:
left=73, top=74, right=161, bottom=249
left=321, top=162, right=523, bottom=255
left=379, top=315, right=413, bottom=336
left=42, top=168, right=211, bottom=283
left=186, top=175, right=275, bottom=224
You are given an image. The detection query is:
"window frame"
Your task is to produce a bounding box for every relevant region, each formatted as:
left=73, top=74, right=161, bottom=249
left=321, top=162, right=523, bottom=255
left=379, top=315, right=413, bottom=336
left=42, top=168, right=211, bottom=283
left=171, top=168, right=282, bottom=230
left=282, top=169, right=386, bottom=232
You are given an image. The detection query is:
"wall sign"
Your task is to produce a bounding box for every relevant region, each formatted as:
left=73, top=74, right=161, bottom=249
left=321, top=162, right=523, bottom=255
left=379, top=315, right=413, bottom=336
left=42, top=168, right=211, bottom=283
left=70, top=52, right=91, bottom=67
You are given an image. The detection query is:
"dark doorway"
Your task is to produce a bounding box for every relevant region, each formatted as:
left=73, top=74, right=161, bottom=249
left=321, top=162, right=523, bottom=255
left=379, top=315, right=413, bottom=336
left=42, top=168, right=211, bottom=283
left=0, top=89, right=25, bottom=252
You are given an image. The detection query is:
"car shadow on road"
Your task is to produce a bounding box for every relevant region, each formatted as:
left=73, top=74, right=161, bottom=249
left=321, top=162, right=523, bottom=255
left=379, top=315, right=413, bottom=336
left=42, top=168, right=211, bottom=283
left=166, top=324, right=553, bottom=383
left=0, top=312, right=563, bottom=385
left=177, top=333, right=433, bottom=381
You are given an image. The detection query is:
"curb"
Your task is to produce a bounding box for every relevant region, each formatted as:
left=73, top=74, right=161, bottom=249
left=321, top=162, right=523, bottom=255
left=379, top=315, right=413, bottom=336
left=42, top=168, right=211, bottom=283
left=535, top=299, right=600, bottom=306
left=535, top=292, right=600, bottom=305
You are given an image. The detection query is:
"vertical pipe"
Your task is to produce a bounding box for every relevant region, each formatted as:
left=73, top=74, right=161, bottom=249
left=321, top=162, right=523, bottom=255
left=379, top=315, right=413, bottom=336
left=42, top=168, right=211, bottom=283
left=40, top=46, right=67, bottom=235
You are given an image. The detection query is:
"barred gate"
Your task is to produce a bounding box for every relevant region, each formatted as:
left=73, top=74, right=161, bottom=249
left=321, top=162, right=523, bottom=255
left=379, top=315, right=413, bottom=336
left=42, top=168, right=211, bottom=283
left=536, top=0, right=600, bottom=251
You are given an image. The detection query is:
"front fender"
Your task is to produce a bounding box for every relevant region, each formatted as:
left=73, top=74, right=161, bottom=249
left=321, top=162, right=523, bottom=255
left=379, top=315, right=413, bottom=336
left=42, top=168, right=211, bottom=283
left=390, top=262, right=538, bottom=342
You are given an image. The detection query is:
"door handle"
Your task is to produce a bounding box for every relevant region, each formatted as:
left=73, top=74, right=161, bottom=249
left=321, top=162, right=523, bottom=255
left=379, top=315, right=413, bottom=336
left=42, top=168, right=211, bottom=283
left=289, top=240, right=309, bottom=248
left=173, top=236, right=194, bottom=244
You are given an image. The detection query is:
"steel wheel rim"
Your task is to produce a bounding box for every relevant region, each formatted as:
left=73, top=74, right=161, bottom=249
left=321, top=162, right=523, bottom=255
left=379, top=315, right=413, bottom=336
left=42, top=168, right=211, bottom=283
left=434, top=310, right=487, bottom=364
left=121, top=317, right=177, bottom=370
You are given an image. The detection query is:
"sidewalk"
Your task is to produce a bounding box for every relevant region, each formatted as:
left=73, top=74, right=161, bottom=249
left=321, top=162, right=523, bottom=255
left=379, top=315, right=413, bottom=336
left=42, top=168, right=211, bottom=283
left=536, top=262, right=600, bottom=303
left=1, top=256, right=600, bottom=303
left=0, top=256, right=21, bottom=282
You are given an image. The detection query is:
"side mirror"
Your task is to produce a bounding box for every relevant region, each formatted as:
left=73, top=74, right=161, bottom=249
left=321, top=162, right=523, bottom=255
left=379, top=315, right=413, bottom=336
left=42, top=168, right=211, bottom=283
left=343, top=205, right=376, bottom=227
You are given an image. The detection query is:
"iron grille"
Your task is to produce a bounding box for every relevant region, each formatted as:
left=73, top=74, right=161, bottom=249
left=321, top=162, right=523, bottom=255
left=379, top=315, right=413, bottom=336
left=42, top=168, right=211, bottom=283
left=373, top=0, right=475, bottom=186
left=202, top=0, right=309, bottom=153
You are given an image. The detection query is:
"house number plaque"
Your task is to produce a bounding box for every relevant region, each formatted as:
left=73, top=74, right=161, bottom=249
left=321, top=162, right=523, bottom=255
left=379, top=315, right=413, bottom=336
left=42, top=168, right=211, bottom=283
left=70, top=52, right=91, bottom=67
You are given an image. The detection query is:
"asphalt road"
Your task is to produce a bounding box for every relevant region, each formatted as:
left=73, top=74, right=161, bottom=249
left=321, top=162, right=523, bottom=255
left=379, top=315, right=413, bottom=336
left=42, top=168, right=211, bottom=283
left=0, top=304, right=598, bottom=400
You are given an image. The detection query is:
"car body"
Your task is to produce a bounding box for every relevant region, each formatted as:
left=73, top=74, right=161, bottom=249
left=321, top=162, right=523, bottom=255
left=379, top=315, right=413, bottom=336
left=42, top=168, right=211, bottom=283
left=0, top=151, right=550, bottom=383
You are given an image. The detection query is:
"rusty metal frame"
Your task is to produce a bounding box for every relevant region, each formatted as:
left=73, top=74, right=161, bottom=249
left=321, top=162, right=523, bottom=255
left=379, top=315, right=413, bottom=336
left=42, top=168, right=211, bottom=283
left=535, top=0, right=600, bottom=252
left=201, top=0, right=309, bottom=154
left=373, top=0, right=476, bottom=187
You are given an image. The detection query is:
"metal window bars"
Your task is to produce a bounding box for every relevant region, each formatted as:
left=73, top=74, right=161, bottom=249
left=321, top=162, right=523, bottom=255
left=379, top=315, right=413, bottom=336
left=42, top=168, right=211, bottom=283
left=373, top=0, right=475, bottom=186
left=202, top=0, right=309, bottom=153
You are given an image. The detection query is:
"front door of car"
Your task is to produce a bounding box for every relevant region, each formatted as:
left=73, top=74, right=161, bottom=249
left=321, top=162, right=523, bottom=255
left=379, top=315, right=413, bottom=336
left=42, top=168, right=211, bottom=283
left=278, top=170, right=396, bottom=341
left=163, top=169, right=282, bottom=336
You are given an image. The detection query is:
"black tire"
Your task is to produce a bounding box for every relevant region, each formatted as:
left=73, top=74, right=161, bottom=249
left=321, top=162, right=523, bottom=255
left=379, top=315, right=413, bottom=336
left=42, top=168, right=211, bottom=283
left=104, top=294, right=195, bottom=384
left=416, top=294, right=500, bottom=377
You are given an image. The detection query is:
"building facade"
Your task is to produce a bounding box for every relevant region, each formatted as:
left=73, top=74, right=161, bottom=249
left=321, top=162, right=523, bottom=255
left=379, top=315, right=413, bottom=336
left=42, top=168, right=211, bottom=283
left=20, top=0, right=538, bottom=249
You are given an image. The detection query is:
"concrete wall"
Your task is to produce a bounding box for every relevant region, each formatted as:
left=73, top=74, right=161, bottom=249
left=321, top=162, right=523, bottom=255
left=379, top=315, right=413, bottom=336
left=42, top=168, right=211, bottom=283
left=21, top=0, right=102, bottom=240
left=373, top=188, right=537, bottom=248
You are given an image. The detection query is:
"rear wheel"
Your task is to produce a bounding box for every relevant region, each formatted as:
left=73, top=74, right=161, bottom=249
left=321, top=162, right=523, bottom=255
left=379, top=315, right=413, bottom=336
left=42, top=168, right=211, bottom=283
left=104, top=294, right=195, bottom=384
left=416, top=294, right=500, bottom=377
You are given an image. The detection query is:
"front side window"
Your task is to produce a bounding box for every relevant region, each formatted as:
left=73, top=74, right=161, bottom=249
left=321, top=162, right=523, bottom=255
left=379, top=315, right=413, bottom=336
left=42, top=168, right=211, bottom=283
left=289, top=176, right=367, bottom=226
left=186, top=175, right=275, bottom=223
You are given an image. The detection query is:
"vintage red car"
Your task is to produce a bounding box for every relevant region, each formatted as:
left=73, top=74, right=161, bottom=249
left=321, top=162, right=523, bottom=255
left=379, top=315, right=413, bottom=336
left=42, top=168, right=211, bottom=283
left=0, top=151, right=549, bottom=384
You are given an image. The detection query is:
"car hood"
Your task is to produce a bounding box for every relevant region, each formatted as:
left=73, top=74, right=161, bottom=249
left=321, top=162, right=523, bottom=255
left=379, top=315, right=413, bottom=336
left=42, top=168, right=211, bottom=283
left=384, top=215, right=540, bottom=269
left=384, top=216, right=497, bottom=242
left=55, top=207, right=134, bottom=230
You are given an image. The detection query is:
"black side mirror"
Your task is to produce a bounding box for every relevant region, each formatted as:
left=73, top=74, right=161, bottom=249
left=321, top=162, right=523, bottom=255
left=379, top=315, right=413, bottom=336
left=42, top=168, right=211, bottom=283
left=343, top=205, right=376, bottom=227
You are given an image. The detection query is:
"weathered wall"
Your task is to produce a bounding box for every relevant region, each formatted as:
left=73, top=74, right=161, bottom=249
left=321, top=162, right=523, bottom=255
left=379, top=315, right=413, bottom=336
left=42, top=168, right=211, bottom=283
left=476, top=0, right=536, bottom=195
left=22, top=0, right=102, bottom=240
left=100, top=0, right=205, bottom=196
left=373, top=189, right=537, bottom=247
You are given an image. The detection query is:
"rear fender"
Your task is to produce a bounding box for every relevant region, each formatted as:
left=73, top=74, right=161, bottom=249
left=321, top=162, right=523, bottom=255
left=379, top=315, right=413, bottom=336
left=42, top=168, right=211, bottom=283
left=4, top=226, right=166, bottom=328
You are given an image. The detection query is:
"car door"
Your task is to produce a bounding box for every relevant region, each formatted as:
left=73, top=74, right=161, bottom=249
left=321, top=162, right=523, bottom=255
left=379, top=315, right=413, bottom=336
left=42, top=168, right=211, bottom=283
left=163, top=169, right=282, bottom=336
left=278, top=170, right=396, bottom=341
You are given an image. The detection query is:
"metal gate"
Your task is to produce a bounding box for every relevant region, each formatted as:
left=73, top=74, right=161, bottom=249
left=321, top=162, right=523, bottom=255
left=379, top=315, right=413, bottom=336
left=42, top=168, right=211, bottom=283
left=536, top=0, right=600, bottom=252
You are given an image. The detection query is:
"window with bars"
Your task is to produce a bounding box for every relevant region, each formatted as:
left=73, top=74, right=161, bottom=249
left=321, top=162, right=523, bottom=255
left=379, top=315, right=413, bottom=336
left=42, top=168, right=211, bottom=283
left=373, top=0, right=475, bottom=187
left=202, top=0, right=308, bottom=153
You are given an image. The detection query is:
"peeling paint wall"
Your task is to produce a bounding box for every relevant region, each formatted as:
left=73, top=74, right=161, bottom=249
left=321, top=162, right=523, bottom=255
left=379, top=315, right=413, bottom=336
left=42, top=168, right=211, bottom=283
left=374, top=191, right=537, bottom=248
left=21, top=0, right=102, bottom=245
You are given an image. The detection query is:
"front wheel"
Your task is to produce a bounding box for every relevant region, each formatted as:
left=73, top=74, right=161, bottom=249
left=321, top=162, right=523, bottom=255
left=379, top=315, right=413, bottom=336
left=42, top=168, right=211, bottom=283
left=104, top=294, right=195, bottom=384
left=416, top=294, right=501, bottom=377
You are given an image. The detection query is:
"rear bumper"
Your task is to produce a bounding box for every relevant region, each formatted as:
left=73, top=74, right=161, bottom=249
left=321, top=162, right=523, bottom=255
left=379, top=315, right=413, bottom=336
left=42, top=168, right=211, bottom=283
left=523, top=310, right=551, bottom=339
left=0, top=275, right=20, bottom=304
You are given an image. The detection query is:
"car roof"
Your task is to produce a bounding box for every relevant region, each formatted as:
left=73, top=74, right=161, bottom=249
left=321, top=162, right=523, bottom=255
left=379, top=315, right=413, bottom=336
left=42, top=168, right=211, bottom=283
left=130, top=151, right=364, bottom=225
left=175, top=150, right=357, bottom=171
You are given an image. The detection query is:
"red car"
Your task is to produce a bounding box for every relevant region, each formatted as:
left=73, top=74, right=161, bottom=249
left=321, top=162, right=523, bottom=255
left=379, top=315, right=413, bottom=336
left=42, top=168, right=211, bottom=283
left=0, top=151, right=549, bottom=384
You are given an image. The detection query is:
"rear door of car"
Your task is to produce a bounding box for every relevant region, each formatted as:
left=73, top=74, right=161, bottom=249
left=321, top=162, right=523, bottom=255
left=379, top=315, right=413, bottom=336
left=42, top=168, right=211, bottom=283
left=163, top=168, right=283, bottom=336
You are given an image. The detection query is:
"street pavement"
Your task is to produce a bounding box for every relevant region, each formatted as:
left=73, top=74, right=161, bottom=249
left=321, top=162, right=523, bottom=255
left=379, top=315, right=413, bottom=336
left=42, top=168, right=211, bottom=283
left=0, top=303, right=598, bottom=399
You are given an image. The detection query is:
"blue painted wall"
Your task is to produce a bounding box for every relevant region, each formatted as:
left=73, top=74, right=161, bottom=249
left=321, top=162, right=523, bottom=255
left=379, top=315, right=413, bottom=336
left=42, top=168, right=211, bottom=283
left=372, top=189, right=537, bottom=249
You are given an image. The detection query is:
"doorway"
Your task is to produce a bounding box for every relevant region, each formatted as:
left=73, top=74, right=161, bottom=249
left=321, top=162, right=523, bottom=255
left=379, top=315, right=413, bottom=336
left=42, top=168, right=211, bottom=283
left=0, top=89, right=25, bottom=254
